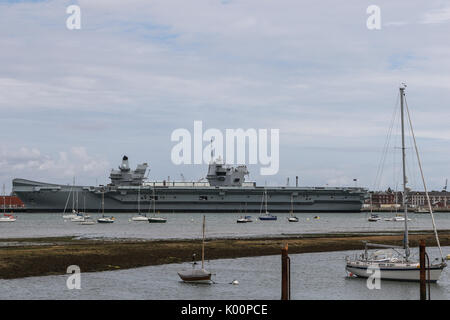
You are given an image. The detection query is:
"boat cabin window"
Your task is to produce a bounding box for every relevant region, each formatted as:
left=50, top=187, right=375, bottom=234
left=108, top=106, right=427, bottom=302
left=199, top=196, right=208, bottom=200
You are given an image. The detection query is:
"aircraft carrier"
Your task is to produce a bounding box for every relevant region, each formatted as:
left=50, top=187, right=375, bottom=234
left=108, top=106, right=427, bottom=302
left=12, top=156, right=368, bottom=213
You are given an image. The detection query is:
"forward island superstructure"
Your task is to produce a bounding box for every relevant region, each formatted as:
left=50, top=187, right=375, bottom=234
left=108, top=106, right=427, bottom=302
left=13, top=156, right=368, bottom=213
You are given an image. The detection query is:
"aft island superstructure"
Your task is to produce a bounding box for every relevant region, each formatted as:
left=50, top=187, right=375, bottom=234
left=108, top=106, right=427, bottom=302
left=13, top=156, right=368, bottom=213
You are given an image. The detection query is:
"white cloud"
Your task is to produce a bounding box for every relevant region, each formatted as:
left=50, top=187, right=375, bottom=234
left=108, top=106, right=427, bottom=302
left=0, top=146, right=110, bottom=192
left=421, top=6, right=450, bottom=24
left=0, top=0, right=449, bottom=191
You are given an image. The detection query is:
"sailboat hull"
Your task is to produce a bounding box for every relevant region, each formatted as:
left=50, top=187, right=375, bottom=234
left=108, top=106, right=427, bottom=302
left=346, top=262, right=446, bottom=282
left=131, top=216, right=149, bottom=221
left=178, top=270, right=212, bottom=283
left=259, top=216, right=277, bottom=221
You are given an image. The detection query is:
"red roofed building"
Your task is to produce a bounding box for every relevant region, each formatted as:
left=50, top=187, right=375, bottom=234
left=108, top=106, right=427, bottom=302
left=0, top=196, right=25, bottom=209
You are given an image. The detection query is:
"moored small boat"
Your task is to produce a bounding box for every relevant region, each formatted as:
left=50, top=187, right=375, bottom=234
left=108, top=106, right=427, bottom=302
left=346, top=86, right=447, bottom=282
left=0, top=214, right=16, bottom=222
left=79, top=218, right=95, bottom=225
left=148, top=216, right=167, bottom=223
left=258, top=190, right=277, bottom=221
left=237, top=215, right=253, bottom=223
left=178, top=215, right=212, bottom=283
left=131, top=215, right=149, bottom=221
left=97, top=216, right=115, bottom=223
left=287, top=195, right=298, bottom=222
left=177, top=269, right=212, bottom=283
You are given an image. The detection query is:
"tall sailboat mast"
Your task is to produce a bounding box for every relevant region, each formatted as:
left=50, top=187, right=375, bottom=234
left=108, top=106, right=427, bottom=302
left=400, top=85, right=410, bottom=259
left=137, top=186, right=140, bottom=214
left=265, top=189, right=268, bottom=213
left=72, top=177, right=75, bottom=212
left=201, top=215, right=205, bottom=270
left=2, top=184, right=5, bottom=215
left=102, top=189, right=105, bottom=216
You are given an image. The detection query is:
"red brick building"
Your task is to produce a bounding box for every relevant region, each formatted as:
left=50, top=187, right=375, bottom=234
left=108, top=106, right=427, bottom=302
left=0, top=196, right=25, bottom=208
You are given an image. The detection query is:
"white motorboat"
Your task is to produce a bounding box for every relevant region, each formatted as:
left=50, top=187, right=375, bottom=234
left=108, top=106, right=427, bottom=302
left=0, top=214, right=16, bottom=222
left=384, top=214, right=411, bottom=222
left=346, top=85, right=447, bottom=282
left=79, top=218, right=95, bottom=225
left=97, top=216, right=115, bottom=223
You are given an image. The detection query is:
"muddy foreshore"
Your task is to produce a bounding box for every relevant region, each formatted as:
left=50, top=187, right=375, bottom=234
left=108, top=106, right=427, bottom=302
left=0, top=230, right=449, bottom=279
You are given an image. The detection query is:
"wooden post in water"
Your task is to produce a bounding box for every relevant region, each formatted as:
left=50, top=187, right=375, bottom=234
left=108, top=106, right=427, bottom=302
left=419, top=239, right=426, bottom=300
left=281, top=243, right=290, bottom=300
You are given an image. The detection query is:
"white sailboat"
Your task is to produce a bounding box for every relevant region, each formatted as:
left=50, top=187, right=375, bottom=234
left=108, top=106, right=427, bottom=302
left=132, top=186, right=149, bottom=221
left=97, top=190, right=115, bottom=223
left=177, top=215, right=212, bottom=283
left=148, top=186, right=167, bottom=223
left=236, top=203, right=252, bottom=223
left=415, top=207, right=431, bottom=214
left=258, top=189, right=277, bottom=221
left=288, top=194, right=299, bottom=222
left=62, top=179, right=83, bottom=219
left=367, top=194, right=380, bottom=222
left=72, top=195, right=91, bottom=222
left=346, top=85, right=447, bottom=282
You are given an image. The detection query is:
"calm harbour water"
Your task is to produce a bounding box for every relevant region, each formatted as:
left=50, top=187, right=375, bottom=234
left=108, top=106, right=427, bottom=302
left=0, top=247, right=448, bottom=300
left=1, top=212, right=450, bottom=240
left=1, top=212, right=449, bottom=299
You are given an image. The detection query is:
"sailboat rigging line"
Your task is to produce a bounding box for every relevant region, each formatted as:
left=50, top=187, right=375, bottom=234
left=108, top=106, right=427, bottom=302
left=404, top=97, right=445, bottom=262
left=62, top=186, right=74, bottom=214
left=399, top=86, right=410, bottom=259
left=373, top=92, right=400, bottom=191
left=259, top=189, right=264, bottom=214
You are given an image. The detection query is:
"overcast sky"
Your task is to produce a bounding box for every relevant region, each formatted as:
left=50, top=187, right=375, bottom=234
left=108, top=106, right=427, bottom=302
left=1, top=0, right=449, bottom=193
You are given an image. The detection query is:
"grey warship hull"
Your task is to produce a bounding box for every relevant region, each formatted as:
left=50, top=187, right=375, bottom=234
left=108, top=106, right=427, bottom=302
left=12, top=156, right=368, bottom=213
left=12, top=178, right=366, bottom=213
